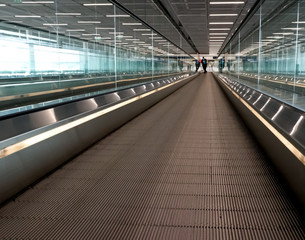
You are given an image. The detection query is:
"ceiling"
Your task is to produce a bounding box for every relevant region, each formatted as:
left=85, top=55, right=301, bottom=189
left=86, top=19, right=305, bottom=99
left=0, top=0, right=293, bottom=57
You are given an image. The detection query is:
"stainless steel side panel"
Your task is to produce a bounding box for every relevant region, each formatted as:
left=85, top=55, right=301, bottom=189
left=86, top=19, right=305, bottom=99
left=215, top=74, right=305, bottom=206
left=0, top=74, right=197, bottom=204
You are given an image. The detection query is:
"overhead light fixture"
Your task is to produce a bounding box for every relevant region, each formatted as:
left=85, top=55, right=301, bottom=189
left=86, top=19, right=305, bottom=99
left=66, top=29, right=85, bottom=32
left=126, top=39, right=140, bottom=41
left=83, top=3, right=112, bottom=6
left=0, top=4, right=6, bottom=6
left=155, top=40, right=167, bottom=42
left=133, top=29, right=150, bottom=31
left=22, top=1, right=54, bottom=3
left=209, top=14, right=238, bottom=16
left=55, top=13, right=81, bottom=16
left=109, top=32, right=124, bottom=34
left=82, top=33, right=100, bottom=36
left=122, top=23, right=142, bottom=25
left=209, top=40, right=224, bottom=42
left=292, top=21, right=305, bottom=24
left=210, top=37, right=226, bottom=39
left=95, top=27, right=115, bottom=30
left=142, top=33, right=158, bottom=36
left=209, top=33, right=228, bottom=35
left=15, top=15, right=41, bottom=18
left=210, top=1, right=244, bottom=4
left=106, top=15, right=130, bottom=17
left=273, top=32, right=294, bottom=35
left=78, top=21, right=101, bottom=24
left=209, top=22, right=233, bottom=25
left=209, top=28, right=230, bottom=30
left=43, top=23, right=68, bottom=26
left=281, top=27, right=304, bottom=30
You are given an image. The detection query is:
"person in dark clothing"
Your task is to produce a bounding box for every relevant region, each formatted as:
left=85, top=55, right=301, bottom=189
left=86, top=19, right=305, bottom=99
left=201, top=57, right=207, bottom=73
left=193, top=59, right=200, bottom=72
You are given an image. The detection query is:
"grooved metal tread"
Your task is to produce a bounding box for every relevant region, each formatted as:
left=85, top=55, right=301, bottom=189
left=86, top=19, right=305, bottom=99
left=0, top=73, right=304, bottom=239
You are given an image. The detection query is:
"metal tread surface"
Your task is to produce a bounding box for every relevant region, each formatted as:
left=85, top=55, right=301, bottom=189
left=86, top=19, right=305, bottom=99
left=0, top=73, right=304, bottom=239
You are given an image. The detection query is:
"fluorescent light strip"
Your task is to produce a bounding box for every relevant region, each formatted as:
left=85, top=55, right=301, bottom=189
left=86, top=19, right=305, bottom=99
left=43, top=23, right=68, bottom=26
left=66, top=29, right=85, bottom=32
left=0, top=78, right=187, bottom=159
left=142, top=33, right=157, bottom=36
left=22, top=1, right=54, bottom=3
left=210, top=37, right=226, bottom=39
left=133, top=29, right=150, bottom=31
left=293, top=21, right=305, bottom=24
left=273, top=32, right=294, bottom=35
left=210, top=22, right=234, bottom=24
left=96, top=27, right=115, bottom=30
left=55, top=13, right=81, bottom=16
left=281, top=27, right=304, bottom=30
left=209, top=28, right=230, bottom=30
left=122, top=23, right=142, bottom=25
left=0, top=4, right=6, bottom=6
left=210, top=14, right=238, bottom=16
left=78, top=21, right=101, bottom=24
left=15, top=15, right=41, bottom=18
left=106, top=15, right=130, bottom=17
left=210, top=1, right=244, bottom=4
left=82, top=33, right=100, bottom=36
left=83, top=3, right=112, bottom=6
left=209, top=33, right=228, bottom=35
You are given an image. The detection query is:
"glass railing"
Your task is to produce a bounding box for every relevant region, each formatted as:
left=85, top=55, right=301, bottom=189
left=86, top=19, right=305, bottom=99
left=214, top=0, right=305, bottom=111
left=0, top=0, right=195, bottom=115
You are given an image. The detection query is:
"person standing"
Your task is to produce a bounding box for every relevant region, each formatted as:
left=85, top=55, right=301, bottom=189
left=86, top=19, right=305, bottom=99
left=201, top=57, right=207, bottom=73
left=193, top=59, right=200, bottom=72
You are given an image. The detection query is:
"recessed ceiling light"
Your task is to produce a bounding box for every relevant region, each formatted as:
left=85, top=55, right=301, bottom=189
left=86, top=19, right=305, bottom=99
left=122, top=23, right=142, bottom=25
left=209, top=14, right=238, bottom=16
left=43, top=23, right=68, bottom=26
left=209, top=33, right=228, bottom=35
left=83, top=3, right=112, bottom=6
left=273, top=32, right=294, bottom=35
left=209, top=28, right=230, bottom=30
left=281, top=27, right=304, bottom=30
left=22, top=1, right=54, bottom=3
left=82, top=33, right=100, bottom=36
left=292, top=21, right=305, bottom=24
left=0, top=4, right=6, bottom=6
left=210, top=37, right=226, bottom=39
left=142, top=33, right=158, bottom=36
left=55, top=13, right=81, bottom=16
left=209, top=22, right=234, bottom=25
left=210, top=1, right=244, bottom=4
left=133, top=29, right=150, bottom=31
left=78, top=21, right=101, bottom=24
left=209, top=40, right=224, bottom=42
left=95, top=27, right=115, bottom=30
left=66, top=29, right=85, bottom=32
left=109, top=32, right=124, bottom=34
left=106, top=15, right=130, bottom=17
left=15, top=15, right=41, bottom=18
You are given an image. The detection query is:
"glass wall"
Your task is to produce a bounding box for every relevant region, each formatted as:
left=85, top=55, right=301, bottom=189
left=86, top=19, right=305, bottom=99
left=0, top=1, right=193, bottom=114
left=217, top=0, right=305, bottom=111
